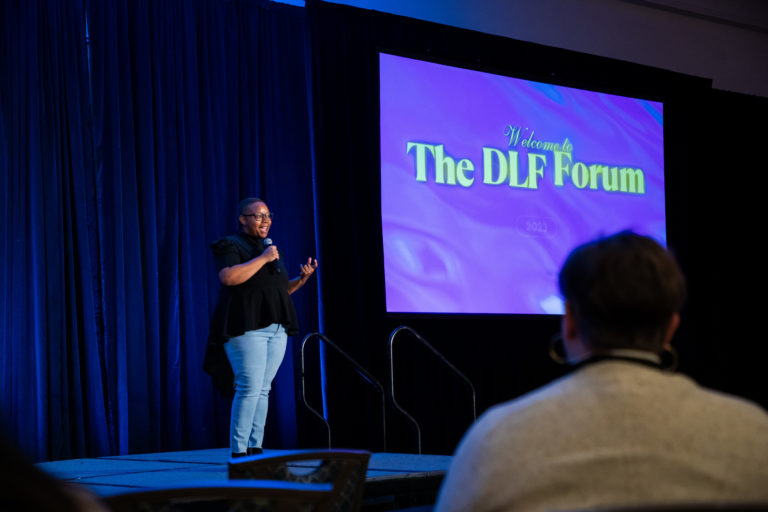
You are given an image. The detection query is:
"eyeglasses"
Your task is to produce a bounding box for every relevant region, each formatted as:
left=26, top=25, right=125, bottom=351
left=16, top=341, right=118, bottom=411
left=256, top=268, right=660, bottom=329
left=242, top=213, right=274, bottom=222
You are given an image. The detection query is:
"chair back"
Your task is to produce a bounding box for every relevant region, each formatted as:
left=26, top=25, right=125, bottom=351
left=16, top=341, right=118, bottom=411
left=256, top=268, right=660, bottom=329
left=103, top=480, right=333, bottom=512
left=228, top=449, right=371, bottom=512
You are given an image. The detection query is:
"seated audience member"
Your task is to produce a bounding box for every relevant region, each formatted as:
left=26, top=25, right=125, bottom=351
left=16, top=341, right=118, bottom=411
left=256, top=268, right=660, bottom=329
left=0, top=425, right=106, bottom=512
left=435, top=231, right=768, bottom=512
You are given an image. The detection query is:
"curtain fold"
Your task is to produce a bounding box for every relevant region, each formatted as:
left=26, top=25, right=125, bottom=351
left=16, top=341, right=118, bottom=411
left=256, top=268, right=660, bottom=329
left=2, top=0, right=315, bottom=461
left=0, top=0, right=108, bottom=461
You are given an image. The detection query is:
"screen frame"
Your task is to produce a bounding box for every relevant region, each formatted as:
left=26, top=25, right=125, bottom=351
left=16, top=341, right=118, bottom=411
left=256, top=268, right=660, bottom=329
left=377, top=48, right=668, bottom=318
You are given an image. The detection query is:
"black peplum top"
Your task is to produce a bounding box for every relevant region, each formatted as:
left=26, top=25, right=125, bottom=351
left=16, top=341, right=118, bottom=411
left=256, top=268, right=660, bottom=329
left=208, top=232, right=299, bottom=340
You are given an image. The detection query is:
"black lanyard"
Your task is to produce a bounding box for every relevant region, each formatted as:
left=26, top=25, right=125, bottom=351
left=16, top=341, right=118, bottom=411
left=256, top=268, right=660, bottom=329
left=571, top=354, right=664, bottom=372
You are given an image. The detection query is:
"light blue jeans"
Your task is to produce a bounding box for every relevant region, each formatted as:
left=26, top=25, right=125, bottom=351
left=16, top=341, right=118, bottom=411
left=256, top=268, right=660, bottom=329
left=223, top=324, right=287, bottom=453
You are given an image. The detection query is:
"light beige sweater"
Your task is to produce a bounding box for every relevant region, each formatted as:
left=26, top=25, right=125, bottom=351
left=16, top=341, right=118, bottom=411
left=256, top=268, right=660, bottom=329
left=436, top=360, right=768, bottom=512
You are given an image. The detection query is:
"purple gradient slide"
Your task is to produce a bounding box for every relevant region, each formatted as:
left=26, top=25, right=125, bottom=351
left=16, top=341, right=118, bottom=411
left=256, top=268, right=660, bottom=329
left=380, top=53, right=665, bottom=315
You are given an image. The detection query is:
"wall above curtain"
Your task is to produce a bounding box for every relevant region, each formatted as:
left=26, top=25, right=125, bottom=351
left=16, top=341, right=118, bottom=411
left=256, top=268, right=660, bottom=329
left=324, top=0, right=768, bottom=98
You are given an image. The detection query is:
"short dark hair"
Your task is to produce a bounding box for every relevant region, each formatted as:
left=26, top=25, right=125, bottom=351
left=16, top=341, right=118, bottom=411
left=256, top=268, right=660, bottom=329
left=237, top=197, right=265, bottom=216
left=558, top=231, right=686, bottom=351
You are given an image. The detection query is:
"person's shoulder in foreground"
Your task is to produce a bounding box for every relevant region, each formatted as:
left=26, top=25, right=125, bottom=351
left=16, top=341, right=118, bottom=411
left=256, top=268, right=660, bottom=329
left=434, top=231, right=768, bottom=512
left=435, top=365, right=768, bottom=512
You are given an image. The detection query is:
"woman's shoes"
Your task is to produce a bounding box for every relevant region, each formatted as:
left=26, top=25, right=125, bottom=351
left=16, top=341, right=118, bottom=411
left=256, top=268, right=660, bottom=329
left=231, top=447, right=262, bottom=458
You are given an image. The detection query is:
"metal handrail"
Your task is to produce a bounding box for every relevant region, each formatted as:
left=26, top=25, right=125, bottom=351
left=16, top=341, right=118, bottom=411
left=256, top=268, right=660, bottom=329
left=300, top=332, right=386, bottom=450
left=387, top=325, right=477, bottom=454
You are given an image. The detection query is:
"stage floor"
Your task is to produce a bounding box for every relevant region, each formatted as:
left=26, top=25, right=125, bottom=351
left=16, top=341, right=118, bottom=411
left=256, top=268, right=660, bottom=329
left=37, top=448, right=451, bottom=510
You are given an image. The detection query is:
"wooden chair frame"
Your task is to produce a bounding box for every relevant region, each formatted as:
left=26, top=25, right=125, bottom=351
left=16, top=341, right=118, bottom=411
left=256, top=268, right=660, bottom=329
left=228, top=449, right=371, bottom=512
left=103, top=480, right=333, bottom=512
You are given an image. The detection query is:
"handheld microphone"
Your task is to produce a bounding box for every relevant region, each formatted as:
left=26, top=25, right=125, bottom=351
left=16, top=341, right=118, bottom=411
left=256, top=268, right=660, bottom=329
left=263, top=238, right=281, bottom=273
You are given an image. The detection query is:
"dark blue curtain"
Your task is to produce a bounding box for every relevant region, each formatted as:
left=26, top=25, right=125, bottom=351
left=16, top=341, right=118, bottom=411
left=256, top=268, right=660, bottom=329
left=0, top=0, right=105, bottom=462
left=1, top=0, right=316, bottom=462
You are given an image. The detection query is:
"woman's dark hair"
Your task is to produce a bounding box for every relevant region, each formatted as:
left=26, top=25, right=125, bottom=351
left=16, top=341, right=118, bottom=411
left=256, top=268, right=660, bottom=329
left=558, top=231, right=686, bottom=351
left=237, top=197, right=265, bottom=217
